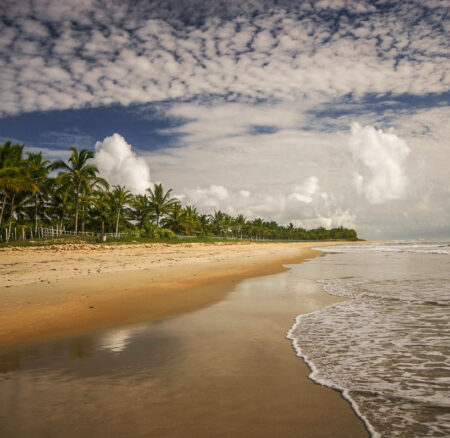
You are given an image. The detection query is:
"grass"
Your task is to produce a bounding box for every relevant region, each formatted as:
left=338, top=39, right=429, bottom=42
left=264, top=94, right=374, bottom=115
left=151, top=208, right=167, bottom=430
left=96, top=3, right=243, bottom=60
left=0, top=234, right=361, bottom=248
left=0, top=235, right=254, bottom=248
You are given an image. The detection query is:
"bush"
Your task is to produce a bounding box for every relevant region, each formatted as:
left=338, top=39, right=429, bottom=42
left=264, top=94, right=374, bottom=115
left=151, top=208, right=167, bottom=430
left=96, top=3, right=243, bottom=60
left=142, top=224, right=175, bottom=239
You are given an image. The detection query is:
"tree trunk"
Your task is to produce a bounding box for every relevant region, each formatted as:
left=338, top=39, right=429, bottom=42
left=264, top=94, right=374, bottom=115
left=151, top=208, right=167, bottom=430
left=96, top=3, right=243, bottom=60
left=7, top=192, right=16, bottom=241
left=115, top=208, right=120, bottom=237
left=81, top=205, right=85, bottom=233
left=34, top=194, right=39, bottom=234
left=0, top=193, right=7, bottom=227
left=74, top=183, right=80, bottom=233
left=156, top=213, right=160, bottom=228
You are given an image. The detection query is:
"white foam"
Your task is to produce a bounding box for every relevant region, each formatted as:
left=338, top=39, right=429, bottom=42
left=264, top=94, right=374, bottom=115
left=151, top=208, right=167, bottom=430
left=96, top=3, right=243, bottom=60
left=286, top=311, right=380, bottom=438
left=287, top=242, right=450, bottom=437
left=316, top=242, right=450, bottom=255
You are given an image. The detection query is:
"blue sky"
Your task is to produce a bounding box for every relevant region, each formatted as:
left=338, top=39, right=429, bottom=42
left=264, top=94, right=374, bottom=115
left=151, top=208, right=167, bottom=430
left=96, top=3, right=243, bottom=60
left=0, top=0, right=449, bottom=238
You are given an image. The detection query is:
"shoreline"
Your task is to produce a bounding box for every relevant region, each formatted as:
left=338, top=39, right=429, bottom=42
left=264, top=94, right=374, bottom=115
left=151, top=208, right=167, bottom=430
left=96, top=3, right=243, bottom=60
left=287, top=310, right=375, bottom=438
left=0, top=241, right=355, bottom=350
left=0, top=240, right=369, bottom=437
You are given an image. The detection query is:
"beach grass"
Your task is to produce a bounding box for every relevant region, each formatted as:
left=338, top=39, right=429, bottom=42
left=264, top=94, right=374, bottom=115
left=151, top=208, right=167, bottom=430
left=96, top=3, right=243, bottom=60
left=0, top=235, right=361, bottom=249
left=0, top=235, right=250, bottom=248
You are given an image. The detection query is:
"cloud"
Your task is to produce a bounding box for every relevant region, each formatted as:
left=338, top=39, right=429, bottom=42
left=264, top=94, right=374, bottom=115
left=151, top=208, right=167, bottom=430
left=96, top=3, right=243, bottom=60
left=94, top=133, right=152, bottom=194
left=349, top=123, right=410, bottom=204
left=145, top=100, right=450, bottom=238
left=294, top=209, right=356, bottom=230
left=0, top=1, right=448, bottom=116
left=290, top=176, right=319, bottom=204
left=1, top=1, right=449, bottom=238
left=183, top=184, right=229, bottom=209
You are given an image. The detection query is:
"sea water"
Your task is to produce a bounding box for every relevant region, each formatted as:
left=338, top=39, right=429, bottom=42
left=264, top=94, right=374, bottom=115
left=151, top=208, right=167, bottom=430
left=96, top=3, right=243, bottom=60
left=287, top=241, right=450, bottom=437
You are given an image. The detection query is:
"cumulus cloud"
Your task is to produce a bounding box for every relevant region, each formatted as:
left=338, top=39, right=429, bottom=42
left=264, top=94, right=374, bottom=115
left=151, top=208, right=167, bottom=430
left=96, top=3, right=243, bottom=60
left=349, top=123, right=410, bottom=204
left=94, top=133, right=152, bottom=194
left=145, top=100, right=450, bottom=238
left=294, top=209, right=356, bottom=230
left=183, top=184, right=229, bottom=209
left=289, top=176, right=319, bottom=203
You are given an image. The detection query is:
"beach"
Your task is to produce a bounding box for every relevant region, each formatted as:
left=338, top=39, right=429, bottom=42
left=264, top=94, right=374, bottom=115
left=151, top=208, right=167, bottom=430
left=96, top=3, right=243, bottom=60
left=1, top=241, right=354, bottom=349
left=0, top=241, right=368, bottom=437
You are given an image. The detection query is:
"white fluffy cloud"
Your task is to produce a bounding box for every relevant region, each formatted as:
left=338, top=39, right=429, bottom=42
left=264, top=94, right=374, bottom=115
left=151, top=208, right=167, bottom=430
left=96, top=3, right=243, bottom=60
left=83, top=117, right=449, bottom=238
left=144, top=101, right=450, bottom=238
left=349, top=123, right=410, bottom=204
left=94, top=133, right=152, bottom=194
left=183, top=184, right=229, bottom=209
left=289, top=176, right=319, bottom=204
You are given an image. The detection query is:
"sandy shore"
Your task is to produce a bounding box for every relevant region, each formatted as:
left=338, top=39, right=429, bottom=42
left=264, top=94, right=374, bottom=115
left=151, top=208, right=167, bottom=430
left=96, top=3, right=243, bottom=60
left=0, top=241, right=351, bottom=349
left=0, top=240, right=368, bottom=437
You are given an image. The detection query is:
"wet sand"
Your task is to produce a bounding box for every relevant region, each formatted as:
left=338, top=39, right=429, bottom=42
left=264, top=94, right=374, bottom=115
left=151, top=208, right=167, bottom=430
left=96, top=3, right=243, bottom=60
left=0, top=241, right=359, bottom=348
left=0, top=254, right=368, bottom=437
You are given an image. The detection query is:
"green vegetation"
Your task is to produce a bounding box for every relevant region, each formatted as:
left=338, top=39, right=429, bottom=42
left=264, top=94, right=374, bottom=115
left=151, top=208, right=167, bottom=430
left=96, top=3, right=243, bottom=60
left=0, top=142, right=359, bottom=243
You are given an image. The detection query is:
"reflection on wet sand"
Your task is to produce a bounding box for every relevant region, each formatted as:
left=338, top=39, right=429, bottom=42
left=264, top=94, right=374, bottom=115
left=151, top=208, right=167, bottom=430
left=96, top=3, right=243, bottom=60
left=0, top=265, right=368, bottom=438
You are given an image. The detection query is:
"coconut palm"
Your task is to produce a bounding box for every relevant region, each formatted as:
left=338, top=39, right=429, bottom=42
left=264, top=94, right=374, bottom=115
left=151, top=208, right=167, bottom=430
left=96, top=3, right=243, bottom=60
left=197, top=214, right=211, bottom=235
left=132, top=194, right=153, bottom=228
left=110, top=185, right=133, bottom=236
left=162, top=204, right=186, bottom=234
left=146, top=183, right=179, bottom=228
left=0, top=142, right=37, bottom=238
left=210, top=210, right=229, bottom=236
left=89, top=190, right=111, bottom=237
left=26, top=152, right=50, bottom=233
left=47, top=186, right=72, bottom=229
left=182, top=205, right=200, bottom=235
left=0, top=142, right=24, bottom=226
left=51, top=147, right=106, bottom=233
left=233, top=214, right=247, bottom=239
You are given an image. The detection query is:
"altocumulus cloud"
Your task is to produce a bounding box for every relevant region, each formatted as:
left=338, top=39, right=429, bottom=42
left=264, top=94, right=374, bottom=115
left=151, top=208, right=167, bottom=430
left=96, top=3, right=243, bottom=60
left=0, top=0, right=448, bottom=116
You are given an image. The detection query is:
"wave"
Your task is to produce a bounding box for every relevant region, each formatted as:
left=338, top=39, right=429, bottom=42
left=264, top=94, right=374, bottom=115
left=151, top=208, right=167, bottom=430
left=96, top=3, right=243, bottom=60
left=286, top=309, right=380, bottom=438
left=287, top=244, right=450, bottom=437
left=316, top=241, right=450, bottom=256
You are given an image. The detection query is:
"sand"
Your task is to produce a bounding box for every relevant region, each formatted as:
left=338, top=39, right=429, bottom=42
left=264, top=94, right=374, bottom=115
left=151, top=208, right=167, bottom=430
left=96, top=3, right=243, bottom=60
left=0, top=240, right=368, bottom=437
left=0, top=241, right=351, bottom=349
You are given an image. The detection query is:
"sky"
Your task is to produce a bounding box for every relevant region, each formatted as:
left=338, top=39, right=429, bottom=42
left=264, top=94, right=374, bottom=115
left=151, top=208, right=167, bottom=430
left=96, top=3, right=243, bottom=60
left=0, top=0, right=449, bottom=239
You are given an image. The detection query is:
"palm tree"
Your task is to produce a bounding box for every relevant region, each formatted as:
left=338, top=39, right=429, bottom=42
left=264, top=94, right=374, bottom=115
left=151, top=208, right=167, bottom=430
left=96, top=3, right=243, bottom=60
left=132, top=194, right=153, bottom=228
left=163, top=204, right=186, bottom=234
left=233, top=214, right=247, bottom=239
left=51, top=147, right=105, bottom=233
left=26, top=152, right=50, bottom=233
left=110, top=185, right=133, bottom=236
left=182, top=205, right=200, bottom=235
left=89, top=190, right=111, bottom=237
left=146, top=183, right=179, bottom=228
left=47, top=186, right=72, bottom=229
left=197, top=214, right=211, bottom=235
left=251, top=218, right=264, bottom=240
left=210, top=210, right=229, bottom=236
left=0, top=142, right=24, bottom=227
left=0, top=142, right=37, bottom=238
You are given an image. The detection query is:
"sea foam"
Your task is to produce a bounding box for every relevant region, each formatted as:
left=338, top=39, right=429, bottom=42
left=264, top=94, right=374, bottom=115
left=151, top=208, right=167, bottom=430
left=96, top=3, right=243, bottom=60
left=287, top=242, right=450, bottom=437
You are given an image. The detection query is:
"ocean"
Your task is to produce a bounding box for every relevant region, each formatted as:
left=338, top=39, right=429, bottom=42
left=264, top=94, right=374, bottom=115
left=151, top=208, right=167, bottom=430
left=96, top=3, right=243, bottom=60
left=287, top=241, right=450, bottom=437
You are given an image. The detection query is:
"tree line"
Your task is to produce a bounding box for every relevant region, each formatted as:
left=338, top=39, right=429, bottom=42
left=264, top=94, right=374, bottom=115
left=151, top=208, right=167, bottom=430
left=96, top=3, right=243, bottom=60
left=0, top=141, right=358, bottom=241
